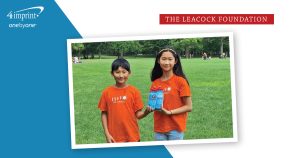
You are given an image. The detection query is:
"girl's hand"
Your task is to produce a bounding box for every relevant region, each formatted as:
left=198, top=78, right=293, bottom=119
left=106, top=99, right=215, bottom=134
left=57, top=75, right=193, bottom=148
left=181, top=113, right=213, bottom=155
left=161, top=107, right=172, bottom=115
left=105, top=133, right=116, bottom=143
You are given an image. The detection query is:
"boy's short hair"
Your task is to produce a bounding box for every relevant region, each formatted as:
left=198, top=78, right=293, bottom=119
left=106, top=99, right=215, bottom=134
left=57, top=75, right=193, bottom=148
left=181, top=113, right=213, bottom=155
left=111, top=58, right=131, bottom=73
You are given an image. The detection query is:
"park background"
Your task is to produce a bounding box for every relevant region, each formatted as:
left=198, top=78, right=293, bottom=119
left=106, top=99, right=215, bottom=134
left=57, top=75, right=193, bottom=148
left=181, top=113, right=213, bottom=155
left=70, top=36, right=235, bottom=144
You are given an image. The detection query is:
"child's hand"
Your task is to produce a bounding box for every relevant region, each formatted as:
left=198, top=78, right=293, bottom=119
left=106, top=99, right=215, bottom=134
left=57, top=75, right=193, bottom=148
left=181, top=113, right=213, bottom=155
left=136, top=106, right=154, bottom=119
left=145, top=106, right=154, bottom=114
left=105, top=133, right=116, bottom=143
left=161, top=107, right=172, bottom=115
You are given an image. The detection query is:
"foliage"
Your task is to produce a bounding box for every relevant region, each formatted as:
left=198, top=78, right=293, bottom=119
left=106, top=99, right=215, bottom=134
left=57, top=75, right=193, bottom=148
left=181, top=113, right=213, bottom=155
left=72, top=43, right=84, bottom=57
left=171, top=38, right=203, bottom=57
left=202, top=37, right=229, bottom=57
left=71, top=37, right=230, bottom=59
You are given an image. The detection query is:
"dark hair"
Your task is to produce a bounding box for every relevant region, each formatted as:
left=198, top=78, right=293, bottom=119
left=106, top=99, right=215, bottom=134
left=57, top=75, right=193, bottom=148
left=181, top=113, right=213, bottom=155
left=111, top=58, right=131, bottom=73
left=150, top=48, right=189, bottom=85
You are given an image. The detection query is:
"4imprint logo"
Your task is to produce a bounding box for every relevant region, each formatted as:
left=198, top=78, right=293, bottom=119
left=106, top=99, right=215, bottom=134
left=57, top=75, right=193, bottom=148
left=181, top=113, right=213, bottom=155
left=7, top=6, right=44, bottom=29
left=7, top=6, right=44, bottom=21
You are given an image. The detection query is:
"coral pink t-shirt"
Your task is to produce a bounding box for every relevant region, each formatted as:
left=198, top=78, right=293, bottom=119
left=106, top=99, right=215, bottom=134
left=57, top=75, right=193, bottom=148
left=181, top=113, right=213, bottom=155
left=98, top=85, right=143, bottom=142
left=150, top=75, right=191, bottom=132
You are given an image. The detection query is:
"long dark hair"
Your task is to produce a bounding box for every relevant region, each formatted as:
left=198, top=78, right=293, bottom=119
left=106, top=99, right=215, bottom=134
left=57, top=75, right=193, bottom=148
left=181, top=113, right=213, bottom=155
left=150, top=48, right=189, bottom=85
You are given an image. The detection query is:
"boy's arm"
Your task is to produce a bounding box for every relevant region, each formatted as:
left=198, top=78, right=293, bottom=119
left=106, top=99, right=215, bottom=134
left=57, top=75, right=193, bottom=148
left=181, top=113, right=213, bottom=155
left=101, top=111, right=115, bottom=143
left=135, top=106, right=153, bottom=120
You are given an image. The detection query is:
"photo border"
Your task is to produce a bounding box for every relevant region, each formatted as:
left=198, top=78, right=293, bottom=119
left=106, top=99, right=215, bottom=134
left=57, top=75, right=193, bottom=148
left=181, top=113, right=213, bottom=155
left=67, top=32, right=238, bottom=149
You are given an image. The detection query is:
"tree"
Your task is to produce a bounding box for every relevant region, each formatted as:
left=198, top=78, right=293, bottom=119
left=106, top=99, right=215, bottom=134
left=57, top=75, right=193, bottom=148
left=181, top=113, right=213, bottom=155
left=95, top=42, right=111, bottom=59
left=202, top=37, right=229, bottom=57
left=81, top=43, right=88, bottom=59
left=221, top=37, right=230, bottom=57
left=171, top=38, right=203, bottom=58
left=72, top=43, right=84, bottom=58
left=140, top=39, right=171, bottom=56
left=83, top=43, right=100, bottom=59
left=126, top=41, right=142, bottom=57
left=110, top=41, right=128, bottom=58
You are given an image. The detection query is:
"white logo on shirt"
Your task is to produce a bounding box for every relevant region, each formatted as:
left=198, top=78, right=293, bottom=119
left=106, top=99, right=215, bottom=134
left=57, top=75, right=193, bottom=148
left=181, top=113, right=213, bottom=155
left=112, top=95, right=127, bottom=103
left=163, top=87, right=171, bottom=92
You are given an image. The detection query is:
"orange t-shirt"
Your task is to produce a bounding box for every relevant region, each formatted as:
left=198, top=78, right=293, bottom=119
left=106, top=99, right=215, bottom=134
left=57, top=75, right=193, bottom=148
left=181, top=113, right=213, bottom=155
left=150, top=75, right=191, bottom=132
left=98, top=85, right=143, bottom=142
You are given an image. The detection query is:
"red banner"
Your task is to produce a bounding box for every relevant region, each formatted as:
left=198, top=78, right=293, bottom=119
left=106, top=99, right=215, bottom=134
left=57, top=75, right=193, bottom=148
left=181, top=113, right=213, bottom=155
left=160, top=14, right=274, bottom=24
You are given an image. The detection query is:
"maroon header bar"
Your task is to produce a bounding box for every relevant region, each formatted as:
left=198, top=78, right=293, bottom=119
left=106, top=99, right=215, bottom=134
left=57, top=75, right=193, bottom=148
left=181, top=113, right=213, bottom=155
left=160, top=14, right=274, bottom=24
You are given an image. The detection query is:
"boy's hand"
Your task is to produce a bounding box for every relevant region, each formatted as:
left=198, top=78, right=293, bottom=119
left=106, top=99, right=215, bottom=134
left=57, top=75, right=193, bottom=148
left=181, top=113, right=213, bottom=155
left=136, top=106, right=153, bottom=119
left=145, top=106, right=154, bottom=115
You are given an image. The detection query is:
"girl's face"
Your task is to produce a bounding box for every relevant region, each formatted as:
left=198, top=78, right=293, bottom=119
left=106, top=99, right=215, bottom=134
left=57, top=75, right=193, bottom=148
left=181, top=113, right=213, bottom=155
left=111, top=66, right=130, bottom=85
left=158, top=51, right=177, bottom=72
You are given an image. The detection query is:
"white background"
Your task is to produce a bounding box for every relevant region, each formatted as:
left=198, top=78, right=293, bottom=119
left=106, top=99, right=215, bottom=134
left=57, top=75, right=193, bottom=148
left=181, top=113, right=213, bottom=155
left=56, top=0, right=300, bottom=157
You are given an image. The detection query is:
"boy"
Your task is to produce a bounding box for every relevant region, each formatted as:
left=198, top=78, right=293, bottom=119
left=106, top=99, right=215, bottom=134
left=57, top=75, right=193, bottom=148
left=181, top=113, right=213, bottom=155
left=98, top=58, right=151, bottom=143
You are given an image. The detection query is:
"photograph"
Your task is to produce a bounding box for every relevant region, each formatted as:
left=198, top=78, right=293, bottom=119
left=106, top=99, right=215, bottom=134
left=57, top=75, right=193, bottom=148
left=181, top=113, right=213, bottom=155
left=67, top=33, right=237, bottom=148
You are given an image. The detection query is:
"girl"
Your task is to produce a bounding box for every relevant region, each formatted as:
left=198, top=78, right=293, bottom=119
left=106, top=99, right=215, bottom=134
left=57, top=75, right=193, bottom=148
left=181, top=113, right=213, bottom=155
left=150, top=48, right=192, bottom=141
left=98, top=58, right=151, bottom=143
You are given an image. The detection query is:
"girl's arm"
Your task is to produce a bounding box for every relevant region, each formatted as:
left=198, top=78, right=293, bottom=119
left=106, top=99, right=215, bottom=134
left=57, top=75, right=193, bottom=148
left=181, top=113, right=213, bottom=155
left=136, top=106, right=153, bottom=119
left=161, top=96, right=192, bottom=115
left=101, top=111, right=115, bottom=143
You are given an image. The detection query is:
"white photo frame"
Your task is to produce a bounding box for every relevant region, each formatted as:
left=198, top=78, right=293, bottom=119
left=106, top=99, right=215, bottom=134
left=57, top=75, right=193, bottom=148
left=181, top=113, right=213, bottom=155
left=67, top=32, right=238, bottom=149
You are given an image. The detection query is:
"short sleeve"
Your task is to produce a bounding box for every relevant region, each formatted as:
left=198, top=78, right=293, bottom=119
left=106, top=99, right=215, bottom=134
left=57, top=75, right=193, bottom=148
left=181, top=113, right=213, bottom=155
left=98, top=91, right=107, bottom=111
left=133, top=88, right=144, bottom=112
left=179, top=78, right=191, bottom=97
left=149, top=82, right=156, bottom=90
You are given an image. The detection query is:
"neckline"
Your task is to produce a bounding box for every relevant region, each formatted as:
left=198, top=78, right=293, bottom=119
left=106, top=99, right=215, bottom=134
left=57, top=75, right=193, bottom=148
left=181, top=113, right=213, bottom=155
left=112, top=84, right=130, bottom=89
left=160, top=74, right=175, bottom=82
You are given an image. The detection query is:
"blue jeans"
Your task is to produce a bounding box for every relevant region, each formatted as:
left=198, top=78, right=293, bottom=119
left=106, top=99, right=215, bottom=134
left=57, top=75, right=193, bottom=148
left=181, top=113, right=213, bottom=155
left=155, top=130, right=184, bottom=141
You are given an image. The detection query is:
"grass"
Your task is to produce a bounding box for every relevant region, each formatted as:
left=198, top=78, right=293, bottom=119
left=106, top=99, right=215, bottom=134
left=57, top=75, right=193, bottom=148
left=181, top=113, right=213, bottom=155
left=72, top=57, right=233, bottom=144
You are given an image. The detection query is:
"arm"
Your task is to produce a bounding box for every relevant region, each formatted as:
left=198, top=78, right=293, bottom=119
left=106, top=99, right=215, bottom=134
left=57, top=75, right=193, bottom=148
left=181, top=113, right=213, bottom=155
left=161, top=96, right=192, bottom=115
left=101, top=111, right=115, bottom=143
left=136, top=106, right=153, bottom=119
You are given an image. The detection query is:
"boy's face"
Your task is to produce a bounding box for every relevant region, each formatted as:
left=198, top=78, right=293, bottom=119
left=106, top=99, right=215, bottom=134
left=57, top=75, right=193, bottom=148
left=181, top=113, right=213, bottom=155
left=111, top=67, right=130, bottom=85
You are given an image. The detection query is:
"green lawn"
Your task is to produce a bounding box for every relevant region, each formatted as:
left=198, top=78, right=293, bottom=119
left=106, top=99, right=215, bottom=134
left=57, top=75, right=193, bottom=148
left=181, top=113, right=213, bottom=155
left=72, top=57, right=233, bottom=144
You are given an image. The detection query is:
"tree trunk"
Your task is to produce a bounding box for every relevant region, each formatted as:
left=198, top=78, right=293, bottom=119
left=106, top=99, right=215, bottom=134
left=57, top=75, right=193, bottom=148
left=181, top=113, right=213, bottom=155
left=185, top=50, right=189, bottom=59
left=220, top=38, right=224, bottom=58
left=91, top=51, right=94, bottom=59
left=78, top=48, right=81, bottom=59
